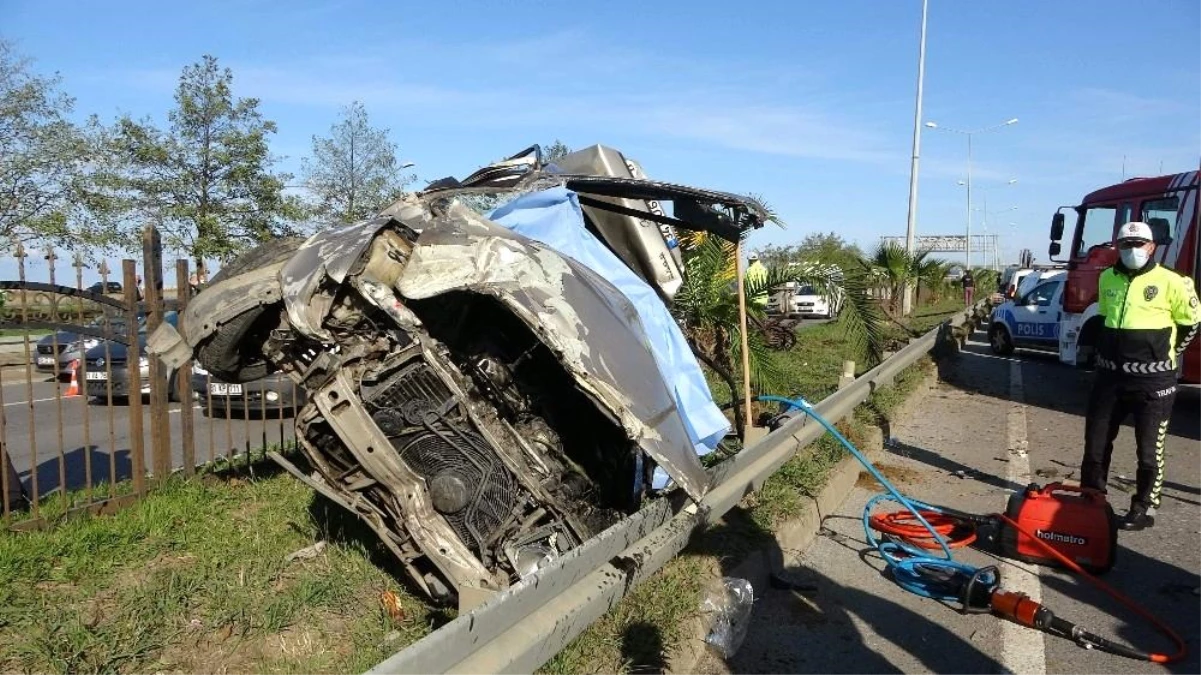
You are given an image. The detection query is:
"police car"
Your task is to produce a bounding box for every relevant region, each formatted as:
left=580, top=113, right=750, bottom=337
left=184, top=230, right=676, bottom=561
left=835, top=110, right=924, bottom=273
left=988, top=270, right=1066, bottom=355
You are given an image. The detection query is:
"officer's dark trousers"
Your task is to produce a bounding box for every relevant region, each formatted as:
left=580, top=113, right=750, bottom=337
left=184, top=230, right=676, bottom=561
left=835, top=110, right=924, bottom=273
left=1081, top=370, right=1176, bottom=510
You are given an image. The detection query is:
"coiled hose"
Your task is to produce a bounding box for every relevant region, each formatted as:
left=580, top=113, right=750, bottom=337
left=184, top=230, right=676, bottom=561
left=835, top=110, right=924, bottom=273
left=755, top=394, right=1187, bottom=663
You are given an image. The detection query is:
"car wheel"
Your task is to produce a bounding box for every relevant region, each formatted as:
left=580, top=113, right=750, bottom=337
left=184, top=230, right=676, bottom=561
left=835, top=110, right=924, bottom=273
left=989, top=323, right=1015, bottom=355
left=194, top=237, right=305, bottom=383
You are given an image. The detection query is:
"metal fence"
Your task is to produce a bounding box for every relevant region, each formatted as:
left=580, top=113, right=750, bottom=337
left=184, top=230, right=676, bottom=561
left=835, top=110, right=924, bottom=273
left=0, top=226, right=298, bottom=528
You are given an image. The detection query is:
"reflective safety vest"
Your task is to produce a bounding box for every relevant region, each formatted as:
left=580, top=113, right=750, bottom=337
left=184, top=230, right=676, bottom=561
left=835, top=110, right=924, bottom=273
left=746, top=260, right=769, bottom=307
left=1096, top=262, right=1201, bottom=375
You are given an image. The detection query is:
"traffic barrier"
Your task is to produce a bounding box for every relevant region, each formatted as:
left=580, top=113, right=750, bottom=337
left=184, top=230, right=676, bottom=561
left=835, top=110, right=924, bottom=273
left=368, top=300, right=994, bottom=674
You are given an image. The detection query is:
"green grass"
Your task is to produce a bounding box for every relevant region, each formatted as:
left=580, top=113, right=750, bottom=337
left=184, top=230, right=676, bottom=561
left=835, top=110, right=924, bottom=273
left=0, top=329, right=52, bottom=337
left=0, top=467, right=439, bottom=674
left=0, top=297, right=961, bottom=675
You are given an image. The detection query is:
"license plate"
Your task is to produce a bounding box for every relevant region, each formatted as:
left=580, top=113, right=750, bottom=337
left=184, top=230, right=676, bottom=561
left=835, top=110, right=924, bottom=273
left=209, top=383, right=243, bottom=396
left=36, top=356, right=55, bottom=366
left=85, top=371, right=107, bottom=381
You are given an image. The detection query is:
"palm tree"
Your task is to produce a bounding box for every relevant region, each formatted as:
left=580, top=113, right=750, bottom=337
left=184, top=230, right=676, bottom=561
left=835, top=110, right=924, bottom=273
left=914, top=257, right=953, bottom=305
left=861, top=242, right=936, bottom=315
left=971, top=267, right=1000, bottom=298
left=672, top=236, right=885, bottom=435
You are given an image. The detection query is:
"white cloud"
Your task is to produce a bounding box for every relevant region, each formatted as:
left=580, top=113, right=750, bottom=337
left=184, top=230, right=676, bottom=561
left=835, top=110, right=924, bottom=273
left=94, top=43, right=898, bottom=165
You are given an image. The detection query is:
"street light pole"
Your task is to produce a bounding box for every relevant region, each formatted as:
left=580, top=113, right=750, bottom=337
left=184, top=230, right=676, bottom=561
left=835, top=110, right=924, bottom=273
left=901, top=0, right=929, bottom=317
left=966, top=132, right=973, bottom=270
left=925, top=118, right=1017, bottom=273
left=972, top=179, right=1016, bottom=271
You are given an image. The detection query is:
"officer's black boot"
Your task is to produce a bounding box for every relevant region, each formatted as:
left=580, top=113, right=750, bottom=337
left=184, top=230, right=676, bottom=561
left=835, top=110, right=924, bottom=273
left=1119, top=502, right=1155, bottom=531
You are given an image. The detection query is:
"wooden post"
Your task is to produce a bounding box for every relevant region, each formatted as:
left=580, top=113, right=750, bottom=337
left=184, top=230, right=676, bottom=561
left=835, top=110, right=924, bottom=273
left=838, top=360, right=856, bottom=390
left=736, top=240, right=755, bottom=440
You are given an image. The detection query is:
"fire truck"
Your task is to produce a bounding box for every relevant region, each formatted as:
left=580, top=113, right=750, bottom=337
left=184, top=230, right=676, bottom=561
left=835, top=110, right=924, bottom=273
left=1048, top=171, right=1200, bottom=384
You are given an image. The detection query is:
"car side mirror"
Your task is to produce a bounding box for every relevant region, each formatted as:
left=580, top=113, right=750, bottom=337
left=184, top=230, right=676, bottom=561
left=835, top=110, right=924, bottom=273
left=1048, top=241, right=1062, bottom=257
left=1147, top=218, right=1173, bottom=245
left=1050, top=213, right=1065, bottom=241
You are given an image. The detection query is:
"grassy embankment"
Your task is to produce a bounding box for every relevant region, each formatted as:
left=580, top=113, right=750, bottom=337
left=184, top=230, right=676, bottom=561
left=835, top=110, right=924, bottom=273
left=0, top=298, right=967, bottom=674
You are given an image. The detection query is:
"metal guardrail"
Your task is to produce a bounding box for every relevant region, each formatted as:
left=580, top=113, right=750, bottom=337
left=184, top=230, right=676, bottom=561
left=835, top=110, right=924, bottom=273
left=369, top=302, right=991, bottom=675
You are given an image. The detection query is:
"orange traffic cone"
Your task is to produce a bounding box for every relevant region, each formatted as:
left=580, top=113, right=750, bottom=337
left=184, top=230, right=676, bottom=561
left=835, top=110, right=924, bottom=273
left=65, top=360, right=80, bottom=397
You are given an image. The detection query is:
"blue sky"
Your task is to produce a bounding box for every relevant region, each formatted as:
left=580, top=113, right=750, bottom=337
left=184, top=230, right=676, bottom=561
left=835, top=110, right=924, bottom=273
left=3, top=0, right=1199, bottom=280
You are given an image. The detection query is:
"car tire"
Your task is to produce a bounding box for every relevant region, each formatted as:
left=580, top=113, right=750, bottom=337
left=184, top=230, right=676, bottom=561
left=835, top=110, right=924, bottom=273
left=989, top=323, right=1015, bottom=355
left=194, top=237, right=305, bottom=383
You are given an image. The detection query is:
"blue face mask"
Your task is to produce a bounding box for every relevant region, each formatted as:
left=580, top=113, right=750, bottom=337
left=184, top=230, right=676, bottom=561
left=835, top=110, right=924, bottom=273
left=1120, top=247, right=1150, bottom=270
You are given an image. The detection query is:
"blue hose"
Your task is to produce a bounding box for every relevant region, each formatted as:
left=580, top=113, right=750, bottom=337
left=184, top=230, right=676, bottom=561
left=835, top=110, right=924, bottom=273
left=756, top=394, right=997, bottom=603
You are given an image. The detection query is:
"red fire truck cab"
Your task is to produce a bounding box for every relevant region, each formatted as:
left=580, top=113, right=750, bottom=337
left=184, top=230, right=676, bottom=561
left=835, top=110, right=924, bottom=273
left=1048, top=171, right=1199, bottom=384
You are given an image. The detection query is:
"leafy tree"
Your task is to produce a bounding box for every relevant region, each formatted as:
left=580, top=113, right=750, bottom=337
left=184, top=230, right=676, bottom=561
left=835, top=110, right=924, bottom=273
left=301, top=101, right=414, bottom=224
left=111, top=55, right=302, bottom=270
left=0, top=39, right=121, bottom=251
left=757, top=232, right=864, bottom=272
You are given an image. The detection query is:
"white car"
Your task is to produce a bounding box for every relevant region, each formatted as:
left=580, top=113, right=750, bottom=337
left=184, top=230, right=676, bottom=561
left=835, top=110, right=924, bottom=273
left=769, top=283, right=840, bottom=319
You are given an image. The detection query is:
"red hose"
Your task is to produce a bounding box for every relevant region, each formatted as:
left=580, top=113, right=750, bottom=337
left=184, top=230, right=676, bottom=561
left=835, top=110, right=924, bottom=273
left=869, top=509, right=977, bottom=549
left=994, top=512, right=1187, bottom=664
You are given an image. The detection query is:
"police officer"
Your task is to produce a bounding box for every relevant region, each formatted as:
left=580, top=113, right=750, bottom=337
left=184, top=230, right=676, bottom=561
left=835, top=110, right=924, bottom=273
left=1080, top=221, right=1201, bottom=530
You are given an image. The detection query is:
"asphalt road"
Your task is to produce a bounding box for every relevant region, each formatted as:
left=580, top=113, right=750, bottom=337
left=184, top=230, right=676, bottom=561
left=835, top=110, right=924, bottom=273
left=1, top=368, right=297, bottom=499
left=700, top=328, right=1200, bottom=674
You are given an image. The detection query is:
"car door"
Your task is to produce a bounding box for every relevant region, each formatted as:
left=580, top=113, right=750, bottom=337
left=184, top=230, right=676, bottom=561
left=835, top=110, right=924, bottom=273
left=1010, top=280, right=1062, bottom=347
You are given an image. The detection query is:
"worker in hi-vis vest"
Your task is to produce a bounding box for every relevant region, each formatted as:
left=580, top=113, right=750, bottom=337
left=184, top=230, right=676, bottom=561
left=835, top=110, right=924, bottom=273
left=745, top=253, right=769, bottom=308
left=1080, top=221, right=1201, bottom=531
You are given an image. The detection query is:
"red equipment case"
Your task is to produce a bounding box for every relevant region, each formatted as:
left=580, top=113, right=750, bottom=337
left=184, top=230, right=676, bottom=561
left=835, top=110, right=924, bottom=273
left=1000, top=483, right=1117, bottom=574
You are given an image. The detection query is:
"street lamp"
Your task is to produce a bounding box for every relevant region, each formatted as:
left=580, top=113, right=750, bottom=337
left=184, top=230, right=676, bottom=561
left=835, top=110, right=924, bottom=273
left=924, top=118, right=1018, bottom=269
left=901, top=0, right=930, bottom=317
left=966, top=178, right=1017, bottom=270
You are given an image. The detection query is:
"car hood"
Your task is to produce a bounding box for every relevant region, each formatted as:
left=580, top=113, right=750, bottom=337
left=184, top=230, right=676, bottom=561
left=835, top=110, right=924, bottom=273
left=84, top=336, right=147, bottom=361
left=37, top=331, right=79, bottom=347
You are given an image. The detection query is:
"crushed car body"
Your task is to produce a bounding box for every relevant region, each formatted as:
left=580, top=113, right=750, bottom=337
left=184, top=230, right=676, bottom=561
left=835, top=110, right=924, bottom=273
left=149, top=144, right=768, bottom=609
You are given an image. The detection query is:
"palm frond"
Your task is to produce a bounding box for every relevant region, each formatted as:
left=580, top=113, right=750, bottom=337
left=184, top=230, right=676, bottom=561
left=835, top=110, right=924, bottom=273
left=835, top=268, right=887, bottom=364
left=731, top=321, right=791, bottom=394
left=746, top=193, right=785, bottom=228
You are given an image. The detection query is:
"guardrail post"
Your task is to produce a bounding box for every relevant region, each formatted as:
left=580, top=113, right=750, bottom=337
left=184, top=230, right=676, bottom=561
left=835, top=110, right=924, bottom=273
left=838, top=360, right=856, bottom=389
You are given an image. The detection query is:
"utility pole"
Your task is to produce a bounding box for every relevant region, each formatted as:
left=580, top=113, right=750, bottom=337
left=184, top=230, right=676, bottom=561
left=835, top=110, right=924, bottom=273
left=902, top=0, right=929, bottom=317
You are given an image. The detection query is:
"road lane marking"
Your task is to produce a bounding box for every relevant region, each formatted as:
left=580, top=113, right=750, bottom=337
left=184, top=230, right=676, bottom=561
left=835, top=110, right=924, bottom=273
left=3, top=396, right=64, bottom=407
left=3, top=398, right=205, bottom=410
left=1001, top=357, right=1047, bottom=675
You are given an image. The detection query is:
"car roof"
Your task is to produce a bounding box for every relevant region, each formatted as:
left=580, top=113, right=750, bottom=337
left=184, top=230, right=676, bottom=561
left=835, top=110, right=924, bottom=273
left=1016, top=269, right=1064, bottom=296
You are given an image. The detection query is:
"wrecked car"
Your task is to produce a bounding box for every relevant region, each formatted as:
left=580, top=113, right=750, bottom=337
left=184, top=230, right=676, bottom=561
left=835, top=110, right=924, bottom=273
left=149, top=145, right=768, bottom=608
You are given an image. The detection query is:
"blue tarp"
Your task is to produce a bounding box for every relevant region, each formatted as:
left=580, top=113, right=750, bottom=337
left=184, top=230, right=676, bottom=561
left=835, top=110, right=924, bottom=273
left=488, top=187, right=730, bottom=466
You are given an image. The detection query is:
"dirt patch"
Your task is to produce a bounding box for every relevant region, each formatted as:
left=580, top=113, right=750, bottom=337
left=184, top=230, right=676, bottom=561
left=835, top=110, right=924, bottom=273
left=160, top=612, right=356, bottom=674
left=856, top=464, right=924, bottom=492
